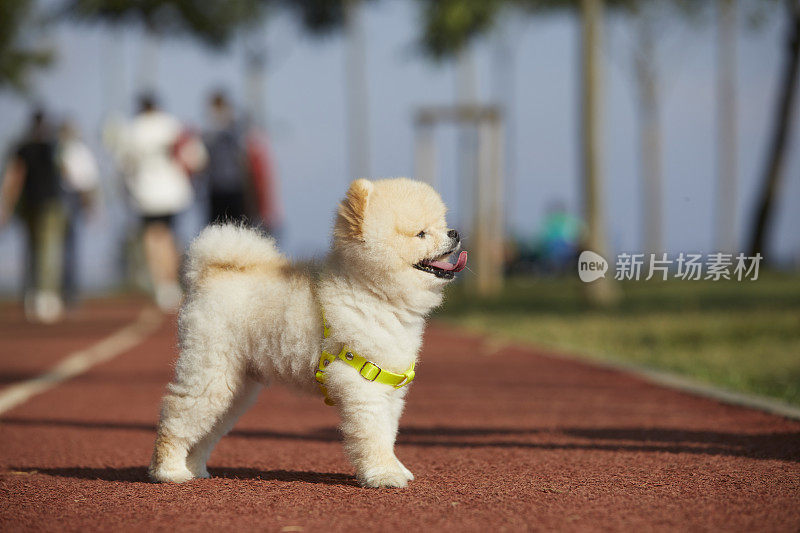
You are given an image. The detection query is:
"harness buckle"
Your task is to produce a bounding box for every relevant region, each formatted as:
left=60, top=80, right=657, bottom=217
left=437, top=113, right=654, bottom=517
left=359, top=361, right=382, bottom=382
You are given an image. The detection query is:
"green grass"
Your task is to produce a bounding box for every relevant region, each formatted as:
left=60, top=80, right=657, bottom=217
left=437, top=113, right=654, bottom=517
left=435, top=273, right=800, bottom=406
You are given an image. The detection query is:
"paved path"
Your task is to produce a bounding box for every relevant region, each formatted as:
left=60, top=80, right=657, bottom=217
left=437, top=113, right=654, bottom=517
left=1, top=299, right=798, bottom=531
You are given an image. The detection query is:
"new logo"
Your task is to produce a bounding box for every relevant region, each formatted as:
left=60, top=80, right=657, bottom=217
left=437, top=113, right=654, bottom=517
left=578, top=250, right=608, bottom=283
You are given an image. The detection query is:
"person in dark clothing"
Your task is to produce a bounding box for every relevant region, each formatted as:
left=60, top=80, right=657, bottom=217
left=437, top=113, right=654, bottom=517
left=0, top=109, right=67, bottom=323
left=203, top=92, right=249, bottom=224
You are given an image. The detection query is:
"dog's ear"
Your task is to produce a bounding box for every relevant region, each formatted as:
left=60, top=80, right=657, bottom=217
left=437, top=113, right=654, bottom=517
left=336, top=179, right=373, bottom=240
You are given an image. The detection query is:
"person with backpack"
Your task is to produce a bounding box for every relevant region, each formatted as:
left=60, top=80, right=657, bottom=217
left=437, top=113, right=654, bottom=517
left=203, top=91, right=283, bottom=234
left=203, top=91, right=250, bottom=224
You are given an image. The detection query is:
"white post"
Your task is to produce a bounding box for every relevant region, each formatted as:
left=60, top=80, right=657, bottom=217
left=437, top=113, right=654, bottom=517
left=489, top=114, right=505, bottom=293
left=580, top=0, right=619, bottom=305
left=473, top=118, right=504, bottom=295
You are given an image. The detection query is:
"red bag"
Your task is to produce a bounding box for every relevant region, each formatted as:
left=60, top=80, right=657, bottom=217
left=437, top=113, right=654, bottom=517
left=246, top=128, right=282, bottom=231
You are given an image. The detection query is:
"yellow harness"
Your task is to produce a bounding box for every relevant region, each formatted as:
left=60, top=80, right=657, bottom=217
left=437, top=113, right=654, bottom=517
left=315, top=310, right=416, bottom=406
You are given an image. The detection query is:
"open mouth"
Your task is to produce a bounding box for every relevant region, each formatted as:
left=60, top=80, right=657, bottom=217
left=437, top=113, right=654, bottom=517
left=413, top=250, right=468, bottom=279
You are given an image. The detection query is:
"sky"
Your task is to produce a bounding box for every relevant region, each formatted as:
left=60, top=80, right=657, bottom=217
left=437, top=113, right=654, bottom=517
left=0, top=0, right=798, bottom=291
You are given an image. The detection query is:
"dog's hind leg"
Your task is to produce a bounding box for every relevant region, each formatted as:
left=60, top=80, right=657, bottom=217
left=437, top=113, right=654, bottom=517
left=149, top=364, right=253, bottom=483
left=185, top=377, right=262, bottom=478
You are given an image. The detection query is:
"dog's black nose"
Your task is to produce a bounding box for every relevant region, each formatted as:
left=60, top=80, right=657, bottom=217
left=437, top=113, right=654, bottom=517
left=448, top=229, right=460, bottom=242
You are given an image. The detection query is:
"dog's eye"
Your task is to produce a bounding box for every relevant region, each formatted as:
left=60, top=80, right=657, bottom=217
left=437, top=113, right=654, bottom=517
left=416, top=231, right=426, bottom=238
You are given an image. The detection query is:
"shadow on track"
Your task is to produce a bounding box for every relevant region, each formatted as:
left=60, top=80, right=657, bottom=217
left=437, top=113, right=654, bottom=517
left=4, top=466, right=358, bottom=486
left=0, top=371, right=169, bottom=385
left=2, top=417, right=798, bottom=463
left=0, top=373, right=41, bottom=385
left=0, top=417, right=342, bottom=441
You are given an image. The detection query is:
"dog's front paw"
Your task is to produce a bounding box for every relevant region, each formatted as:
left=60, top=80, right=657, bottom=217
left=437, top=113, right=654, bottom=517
left=149, top=464, right=195, bottom=483
left=397, top=459, right=414, bottom=481
left=186, top=456, right=211, bottom=479
left=358, top=465, right=409, bottom=488
left=188, top=465, right=211, bottom=479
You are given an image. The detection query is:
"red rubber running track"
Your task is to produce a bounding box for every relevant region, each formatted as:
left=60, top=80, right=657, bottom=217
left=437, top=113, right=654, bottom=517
left=1, top=299, right=798, bottom=531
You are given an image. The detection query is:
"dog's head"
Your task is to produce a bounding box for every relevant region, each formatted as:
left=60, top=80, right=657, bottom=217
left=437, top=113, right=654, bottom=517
left=333, top=178, right=467, bottom=291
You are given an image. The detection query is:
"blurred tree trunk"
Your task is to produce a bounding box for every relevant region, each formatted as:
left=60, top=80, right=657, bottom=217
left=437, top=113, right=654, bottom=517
left=748, top=0, right=800, bottom=258
left=344, top=0, right=371, bottom=180
left=635, top=6, right=662, bottom=255
left=716, top=0, right=738, bottom=253
left=580, top=0, right=618, bottom=305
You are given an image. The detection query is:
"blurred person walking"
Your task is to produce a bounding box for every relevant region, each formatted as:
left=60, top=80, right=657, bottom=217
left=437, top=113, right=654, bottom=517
left=203, top=90, right=282, bottom=233
left=204, top=91, right=249, bottom=224
left=107, top=94, right=206, bottom=311
left=538, top=202, right=582, bottom=273
left=0, top=109, right=67, bottom=323
left=57, top=120, right=100, bottom=309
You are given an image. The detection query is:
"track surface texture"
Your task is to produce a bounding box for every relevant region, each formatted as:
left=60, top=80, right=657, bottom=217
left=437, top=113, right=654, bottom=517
left=1, top=299, right=799, bottom=532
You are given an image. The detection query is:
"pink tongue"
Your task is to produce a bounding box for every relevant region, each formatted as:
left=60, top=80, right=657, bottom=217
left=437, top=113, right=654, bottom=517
left=426, top=251, right=468, bottom=272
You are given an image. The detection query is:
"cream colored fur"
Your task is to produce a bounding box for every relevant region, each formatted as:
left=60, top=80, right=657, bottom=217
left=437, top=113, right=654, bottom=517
left=149, top=178, right=461, bottom=488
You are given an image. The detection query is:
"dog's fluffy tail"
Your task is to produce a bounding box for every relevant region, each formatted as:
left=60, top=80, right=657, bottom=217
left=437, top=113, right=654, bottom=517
left=184, top=224, right=285, bottom=286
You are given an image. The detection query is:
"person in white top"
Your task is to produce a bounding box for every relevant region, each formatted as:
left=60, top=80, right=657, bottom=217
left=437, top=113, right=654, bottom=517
left=107, top=94, right=207, bottom=310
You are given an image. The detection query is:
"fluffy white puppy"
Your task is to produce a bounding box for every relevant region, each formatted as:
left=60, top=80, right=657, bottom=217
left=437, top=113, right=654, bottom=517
left=149, top=178, right=467, bottom=488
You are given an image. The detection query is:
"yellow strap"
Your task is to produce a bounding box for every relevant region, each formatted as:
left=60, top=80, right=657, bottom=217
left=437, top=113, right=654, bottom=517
left=321, top=308, right=331, bottom=339
left=317, top=311, right=415, bottom=405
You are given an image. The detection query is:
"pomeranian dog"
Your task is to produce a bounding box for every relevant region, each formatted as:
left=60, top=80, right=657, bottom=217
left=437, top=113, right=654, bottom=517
left=149, top=178, right=467, bottom=488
